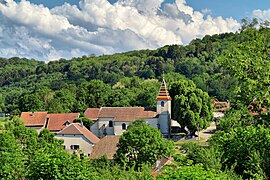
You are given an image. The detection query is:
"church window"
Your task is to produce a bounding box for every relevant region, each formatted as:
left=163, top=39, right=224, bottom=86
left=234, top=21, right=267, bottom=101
left=161, top=101, right=165, bottom=107
left=109, top=120, right=113, bottom=127
left=122, top=123, right=127, bottom=130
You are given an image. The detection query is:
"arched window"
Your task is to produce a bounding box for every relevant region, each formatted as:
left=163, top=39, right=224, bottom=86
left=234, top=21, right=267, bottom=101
left=109, top=120, right=113, bottom=127
left=122, top=123, right=127, bottom=130
left=161, top=101, right=165, bottom=107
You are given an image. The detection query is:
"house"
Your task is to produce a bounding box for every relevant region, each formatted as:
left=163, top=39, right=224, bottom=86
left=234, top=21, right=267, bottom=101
left=90, top=135, right=120, bottom=159
left=55, top=123, right=100, bottom=156
left=46, top=113, right=80, bottom=132
left=20, top=112, right=80, bottom=133
left=84, top=79, right=172, bottom=138
left=20, top=112, right=48, bottom=133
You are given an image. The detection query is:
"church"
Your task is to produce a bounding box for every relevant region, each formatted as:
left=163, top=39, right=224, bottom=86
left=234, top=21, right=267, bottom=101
left=84, top=79, right=172, bottom=138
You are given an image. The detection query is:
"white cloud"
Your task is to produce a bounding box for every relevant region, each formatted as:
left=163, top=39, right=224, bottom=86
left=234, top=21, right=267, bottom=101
left=0, top=0, right=240, bottom=61
left=252, top=9, right=270, bottom=22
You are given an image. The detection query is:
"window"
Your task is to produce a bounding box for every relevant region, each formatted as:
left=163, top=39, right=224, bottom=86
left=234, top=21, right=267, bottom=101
left=122, top=123, right=127, bottom=130
left=109, top=120, right=113, bottom=127
left=161, top=101, right=165, bottom=107
left=70, top=145, right=80, bottom=150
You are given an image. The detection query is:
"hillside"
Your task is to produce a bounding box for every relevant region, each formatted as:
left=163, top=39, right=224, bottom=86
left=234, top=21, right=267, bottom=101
left=0, top=25, right=269, bottom=115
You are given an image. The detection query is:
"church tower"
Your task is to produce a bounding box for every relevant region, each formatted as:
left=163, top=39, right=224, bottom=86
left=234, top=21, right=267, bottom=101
left=156, top=79, right=171, bottom=137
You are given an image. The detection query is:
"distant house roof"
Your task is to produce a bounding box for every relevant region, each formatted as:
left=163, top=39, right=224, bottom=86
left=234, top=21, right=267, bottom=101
left=156, top=79, right=171, bottom=101
left=47, top=113, right=80, bottom=131
left=84, top=108, right=100, bottom=121
left=97, top=107, right=157, bottom=122
left=20, top=112, right=48, bottom=127
left=57, top=123, right=100, bottom=144
left=213, top=100, right=230, bottom=112
left=90, top=136, right=120, bottom=159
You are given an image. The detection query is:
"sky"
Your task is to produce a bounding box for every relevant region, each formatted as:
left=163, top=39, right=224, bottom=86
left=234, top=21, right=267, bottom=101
left=0, top=0, right=270, bottom=62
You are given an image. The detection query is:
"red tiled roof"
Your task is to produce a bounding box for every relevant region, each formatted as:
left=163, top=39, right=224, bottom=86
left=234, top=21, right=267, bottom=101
left=213, top=101, right=230, bottom=112
left=20, top=112, right=48, bottom=127
left=84, top=108, right=100, bottom=121
left=156, top=79, right=171, bottom=101
left=98, top=107, right=157, bottom=122
left=90, top=136, right=120, bottom=159
left=58, top=123, right=100, bottom=144
left=46, top=113, right=80, bottom=131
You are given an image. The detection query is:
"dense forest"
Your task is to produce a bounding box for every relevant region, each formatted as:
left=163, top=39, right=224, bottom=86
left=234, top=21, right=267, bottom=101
left=1, top=20, right=270, bottom=179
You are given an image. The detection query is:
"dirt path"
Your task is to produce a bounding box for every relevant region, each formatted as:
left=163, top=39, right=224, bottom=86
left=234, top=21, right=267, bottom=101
left=199, top=121, right=216, bottom=141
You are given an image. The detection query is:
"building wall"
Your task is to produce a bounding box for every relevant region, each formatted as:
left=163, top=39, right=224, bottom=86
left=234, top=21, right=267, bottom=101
left=156, top=100, right=171, bottom=115
left=55, top=134, right=94, bottom=155
left=114, top=121, right=130, bottom=135
left=90, top=121, right=99, bottom=137
left=157, top=100, right=171, bottom=135
left=27, top=126, right=44, bottom=134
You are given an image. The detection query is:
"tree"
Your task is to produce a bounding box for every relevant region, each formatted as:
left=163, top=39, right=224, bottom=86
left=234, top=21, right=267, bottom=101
left=170, top=80, right=213, bottom=136
left=74, top=117, right=94, bottom=130
left=157, top=164, right=241, bottom=180
left=115, top=125, right=173, bottom=170
left=218, top=26, right=270, bottom=108
left=127, top=118, right=147, bottom=130
left=210, top=125, right=270, bottom=179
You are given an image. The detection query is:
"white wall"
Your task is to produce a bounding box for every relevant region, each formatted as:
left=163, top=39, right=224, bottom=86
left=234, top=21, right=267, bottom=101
left=156, top=100, right=171, bottom=115
left=55, top=134, right=94, bottom=155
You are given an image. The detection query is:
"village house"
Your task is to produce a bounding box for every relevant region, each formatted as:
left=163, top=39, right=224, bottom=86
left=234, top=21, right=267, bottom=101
left=20, top=112, right=100, bottom=155
left=55, top=123, right=100, bottom=156
left=84, top=79, right=172, bottom=138
left=20, top=112, right=80, bottom=132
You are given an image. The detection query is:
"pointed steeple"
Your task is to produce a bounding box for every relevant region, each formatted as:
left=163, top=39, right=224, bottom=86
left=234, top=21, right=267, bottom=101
left=156, top=79, right=172, bottom=101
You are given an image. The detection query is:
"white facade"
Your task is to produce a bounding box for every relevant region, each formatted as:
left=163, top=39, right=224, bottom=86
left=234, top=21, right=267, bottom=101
left=91, top=118, right=161, bottom=137
left=55, top=134, right=94, bottom=156
left=157, top=100, right=171, bottom=135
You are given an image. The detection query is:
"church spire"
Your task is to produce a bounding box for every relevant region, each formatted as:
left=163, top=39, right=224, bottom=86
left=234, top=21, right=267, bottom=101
left=156, top=79, right=171, bottom=101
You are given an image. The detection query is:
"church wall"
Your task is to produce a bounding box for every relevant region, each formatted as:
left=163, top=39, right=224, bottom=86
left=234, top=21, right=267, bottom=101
left=98, top=118, right=114, bottom=136
left=90, top=121, right=99, bottom=137
left=114, top=121, right=130, bottom=135
left=145, top=118, right=159, bottom=128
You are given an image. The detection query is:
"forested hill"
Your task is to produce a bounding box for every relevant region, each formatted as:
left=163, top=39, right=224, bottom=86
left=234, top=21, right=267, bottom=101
left=0, top=24, right=269, bottom=114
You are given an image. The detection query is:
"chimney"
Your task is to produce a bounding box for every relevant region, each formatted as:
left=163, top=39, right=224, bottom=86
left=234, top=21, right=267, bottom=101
left=80, top=121, right=84, bottom=127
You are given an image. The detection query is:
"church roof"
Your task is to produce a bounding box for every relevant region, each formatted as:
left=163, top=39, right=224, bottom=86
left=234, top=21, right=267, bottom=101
left=57, top=123, right=100, bottom=144
left=84, top=108, right=100, bottom=121
left=98, top=107, right=157, bottom=122
left=156, top=79, right=171, bottom=101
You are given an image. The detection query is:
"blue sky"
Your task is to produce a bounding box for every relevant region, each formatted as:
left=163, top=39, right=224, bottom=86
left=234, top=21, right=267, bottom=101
left=24, top=0, right=270, bottom=21
left=2, top=0, right=270, bottom=61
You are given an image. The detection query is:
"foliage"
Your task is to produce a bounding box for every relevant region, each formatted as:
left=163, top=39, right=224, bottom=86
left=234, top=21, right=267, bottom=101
left=209, top=125, right=270, bottom=179
left=115, top=125, right=174, bottom=170
left=157, top=164, right=241, bottom=180
left=170, top=79, right=213, bottom=136
left=127, top=118, right=147, bottom=130
left=74, top=117, right=94, bottom=130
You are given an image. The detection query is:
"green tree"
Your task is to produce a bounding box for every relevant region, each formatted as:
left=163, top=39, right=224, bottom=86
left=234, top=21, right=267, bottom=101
left=170, top=80, right=213, bottom=136
left=115, top=125, right=173, bottom=170
left=127, top=118, right=147, bottom=130
left=157, top=164, right=241, bottom=180
left=218, top=26, right=270, bottom=107
left=0, top=132, right=25, bottom=179
left=210, top=125, right=270, bottom=179
left=74, top=117, right=94, bottom=130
